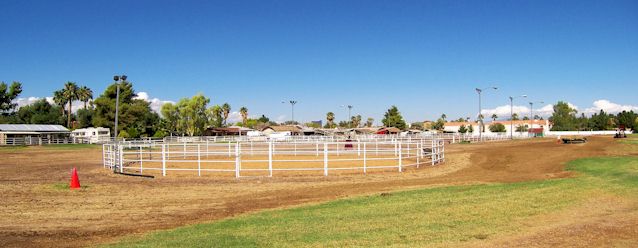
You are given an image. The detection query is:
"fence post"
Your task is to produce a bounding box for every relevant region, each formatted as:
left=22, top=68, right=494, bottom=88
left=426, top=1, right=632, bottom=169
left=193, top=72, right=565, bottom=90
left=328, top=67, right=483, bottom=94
left=323, top=143, right=328, bottom=176
left=162, top=144, right=167, bottom=176
left=183, top=142, right=186, bottom=159
left=357, top=140, right=361, bottom=156
left=398, top=142, right=402, bottom=172
left=228, top=142, right=231, bottom=157
left=235, top=143, right=240, bottom=178
left=206, top=140, right=209, bottom=158
left=315, top=140, right=319, bottom=157
left=394, top=141, right=398, bottom=156
left=363, top=142, right=367, bottom=175
left=431, top=139, right=435, bottom=166
left=119, top=145, right=124, bottom=173
left=102, top=144, right=106, bottom=168
left=139, top=146, right=143, bottom=173
left=416, top=142, right=420, bottom=168
left=197, top=144, right=201, bottom=176
left=268, top=142, right=273, bottom=177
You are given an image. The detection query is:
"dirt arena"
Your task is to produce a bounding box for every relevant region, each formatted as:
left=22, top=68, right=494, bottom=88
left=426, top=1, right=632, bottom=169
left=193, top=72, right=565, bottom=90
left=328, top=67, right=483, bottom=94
left=0, top=136, right=635, bottom=247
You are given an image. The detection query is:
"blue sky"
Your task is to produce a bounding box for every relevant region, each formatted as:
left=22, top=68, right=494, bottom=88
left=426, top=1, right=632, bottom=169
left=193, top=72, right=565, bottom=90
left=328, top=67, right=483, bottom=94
left=1, top=0, right=637, bottom=124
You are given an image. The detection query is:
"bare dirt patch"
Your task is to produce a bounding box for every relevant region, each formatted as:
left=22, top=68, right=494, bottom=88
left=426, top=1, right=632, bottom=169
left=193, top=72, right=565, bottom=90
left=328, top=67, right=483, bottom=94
left=0, top=136, right=626, bottom=247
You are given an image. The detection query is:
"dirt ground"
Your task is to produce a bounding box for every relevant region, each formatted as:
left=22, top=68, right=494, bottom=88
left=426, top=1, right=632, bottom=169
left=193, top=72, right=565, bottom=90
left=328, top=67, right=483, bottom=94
left=0, top=136, right=635, bottom=247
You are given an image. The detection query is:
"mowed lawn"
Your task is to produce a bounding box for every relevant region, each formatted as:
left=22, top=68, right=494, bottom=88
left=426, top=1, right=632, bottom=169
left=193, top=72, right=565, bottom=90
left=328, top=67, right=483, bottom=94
left=105, top=151, right=638, bottom=248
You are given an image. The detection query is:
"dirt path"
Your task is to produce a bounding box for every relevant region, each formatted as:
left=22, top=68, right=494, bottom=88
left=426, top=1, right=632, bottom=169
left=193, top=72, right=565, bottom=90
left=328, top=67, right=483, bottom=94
left=0, top=137, right=625, bottom=247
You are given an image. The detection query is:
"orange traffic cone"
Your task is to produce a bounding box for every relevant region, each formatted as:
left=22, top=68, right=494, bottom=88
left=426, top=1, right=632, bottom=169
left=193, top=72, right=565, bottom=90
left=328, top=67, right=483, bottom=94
left=70, top=167, right=81, bottom=189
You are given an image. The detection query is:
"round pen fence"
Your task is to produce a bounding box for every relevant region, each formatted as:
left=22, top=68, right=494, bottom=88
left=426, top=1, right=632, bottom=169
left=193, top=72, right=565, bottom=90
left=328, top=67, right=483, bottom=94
left=103, top=138, right=445, bottom=178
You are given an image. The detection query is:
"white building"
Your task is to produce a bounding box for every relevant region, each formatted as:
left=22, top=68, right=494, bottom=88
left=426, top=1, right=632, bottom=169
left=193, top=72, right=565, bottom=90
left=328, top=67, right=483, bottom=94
left=71, top=127, right=111, bottom=143
left=443, top=120, right=552, bottom=136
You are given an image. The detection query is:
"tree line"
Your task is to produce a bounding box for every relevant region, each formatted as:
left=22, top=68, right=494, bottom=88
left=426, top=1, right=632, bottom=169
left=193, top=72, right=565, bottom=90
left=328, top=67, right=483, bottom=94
left=3, top=81, right=636, bottom=136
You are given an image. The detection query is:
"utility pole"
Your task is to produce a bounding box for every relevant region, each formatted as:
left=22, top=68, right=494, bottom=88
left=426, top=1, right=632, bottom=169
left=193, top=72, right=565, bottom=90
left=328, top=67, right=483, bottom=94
left=509, top=94, right=527, bottom=139
left=475, top=86, right=497, bottom=141
left=113, top=75, right=127, bottom=140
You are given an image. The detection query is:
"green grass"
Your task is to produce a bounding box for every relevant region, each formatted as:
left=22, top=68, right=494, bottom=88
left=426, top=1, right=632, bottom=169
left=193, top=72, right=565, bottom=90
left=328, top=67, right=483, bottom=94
left=106, top=156, right=638, bottom=248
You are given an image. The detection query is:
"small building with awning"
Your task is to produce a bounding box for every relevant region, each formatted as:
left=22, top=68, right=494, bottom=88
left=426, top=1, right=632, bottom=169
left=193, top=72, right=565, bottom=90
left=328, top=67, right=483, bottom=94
left=0, top=124, right=70, bottom=145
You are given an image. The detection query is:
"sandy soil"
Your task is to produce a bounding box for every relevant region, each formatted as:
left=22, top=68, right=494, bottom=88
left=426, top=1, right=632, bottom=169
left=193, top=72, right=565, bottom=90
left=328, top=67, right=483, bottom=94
left=0, top=136, right=634, bottom=247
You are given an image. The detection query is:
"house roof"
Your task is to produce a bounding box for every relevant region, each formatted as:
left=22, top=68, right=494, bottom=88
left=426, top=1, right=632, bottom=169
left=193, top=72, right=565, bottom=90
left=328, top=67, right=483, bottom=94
left=377, top=127, right=401, bottom=133
left=262, top=125, right=302, bottom=132
left=0, top=124, right=69, bottom=132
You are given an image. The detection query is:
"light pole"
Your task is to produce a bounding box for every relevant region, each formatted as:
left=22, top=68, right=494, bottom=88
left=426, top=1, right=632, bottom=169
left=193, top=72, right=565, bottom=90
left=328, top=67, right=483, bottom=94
left=282, top=100, right=298, bottom=124
left=475, top=86, right=497, bottom=140
left=113, top=75, right=127, bottom=140
left=529, top=101, right=544, bottom=128
left=340, top=105, right=353, bottom=127
left=509, top=94, right=527, bottom=139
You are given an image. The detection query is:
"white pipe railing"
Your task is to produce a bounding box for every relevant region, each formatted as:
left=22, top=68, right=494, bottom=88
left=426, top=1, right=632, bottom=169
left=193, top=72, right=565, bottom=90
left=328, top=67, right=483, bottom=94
left=104, top=139, right=447, bottom=178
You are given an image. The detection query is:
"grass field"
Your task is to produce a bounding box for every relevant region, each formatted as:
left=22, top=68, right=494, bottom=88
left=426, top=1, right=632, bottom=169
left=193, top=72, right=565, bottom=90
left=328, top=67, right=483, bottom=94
left=106, top=156, right=638, bottom=247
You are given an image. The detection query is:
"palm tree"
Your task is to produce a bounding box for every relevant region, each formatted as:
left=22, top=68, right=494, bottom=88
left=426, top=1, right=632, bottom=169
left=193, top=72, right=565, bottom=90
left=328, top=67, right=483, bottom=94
left=77, top=86, right=93, bottom=109
left=210, top=105, right=223, bottom=127
left=351, top=115, right=362, bottom=128
left=53, top=90, right=67, bottom=115
left=326, top=112, right=335, bottom=128
left=441, top=113, right=447, bottom=121
left=239, top=107, right=248, bottom=126
left=512, top=113, right=519, bottom=121
left=221, top=103, right=231, bottom=126
left=366, top=117, right=374, bottom=127
left=62, top=82, right=79, bottom=127
left=491, top=114, right=498, bottom=121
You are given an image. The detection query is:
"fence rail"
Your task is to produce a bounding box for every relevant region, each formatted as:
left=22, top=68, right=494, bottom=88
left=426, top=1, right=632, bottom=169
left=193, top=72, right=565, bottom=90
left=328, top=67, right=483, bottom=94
left=103, top=138, right=446, bottom=178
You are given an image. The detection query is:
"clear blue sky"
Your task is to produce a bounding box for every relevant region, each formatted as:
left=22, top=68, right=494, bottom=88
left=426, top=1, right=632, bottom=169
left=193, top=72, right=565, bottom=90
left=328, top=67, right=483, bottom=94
left=1, top=0, right=637, bottom=124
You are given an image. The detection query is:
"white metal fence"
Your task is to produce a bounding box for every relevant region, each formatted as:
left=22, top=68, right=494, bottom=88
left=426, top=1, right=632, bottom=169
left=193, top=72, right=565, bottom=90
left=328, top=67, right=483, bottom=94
left=0, top=136, right=87, bottom=146
left=103, top=138, right=446, bottom=178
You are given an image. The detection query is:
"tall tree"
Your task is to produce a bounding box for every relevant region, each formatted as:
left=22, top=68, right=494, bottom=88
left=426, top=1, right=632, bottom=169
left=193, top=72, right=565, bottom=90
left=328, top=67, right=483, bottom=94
left=382, top=106, right=407, bottom=130
left=326, top=112, right=335, bottom=128
left=0, top=81, right=22, bottom=114
left=52, top=90, right=67, bottom=115
left=77, top=86, right=93, bottom=109
left=221, top=103, right=231, bottom=126
left=366, top=117, right=374, bottom=127
left=92, top=81, right=157, bottom=137
left=549, top=101, right=578, bottom=131
left=239, top=107, right=248, bottom=126
left=175, top=94, right=210, bottom=136
left=511, top=113, right=519, bottom=121
left=15, top=99, right=65, bottom=125
left=351, top=115, right=362, bottom=128
left=432, top=118, right=445, bottom=131
left=441, top=113, right=447, bottom=122
left=62, top=82, right=79, bottom=127
left=491, top=114, right=498, bottom=121
left=208, top=105, right=223, bottom=128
